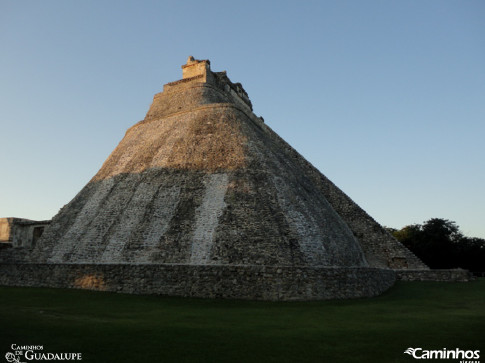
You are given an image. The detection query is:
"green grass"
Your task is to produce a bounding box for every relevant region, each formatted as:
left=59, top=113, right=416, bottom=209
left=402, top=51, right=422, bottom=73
left=1, top=280, right=484, bottom=363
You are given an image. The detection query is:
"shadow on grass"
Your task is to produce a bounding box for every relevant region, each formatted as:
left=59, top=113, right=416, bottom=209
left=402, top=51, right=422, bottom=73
left=0, top=279, right=484, bottom=363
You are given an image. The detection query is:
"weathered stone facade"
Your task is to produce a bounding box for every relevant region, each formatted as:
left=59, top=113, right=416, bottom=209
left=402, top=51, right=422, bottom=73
left=0, top=264, right=396, bottom=301
left=1, top=56, right=436, bottom=300
left=0, top=218, right=11, bottom=243
left=396, top=269, right=472, bottom=282
left=0, top=218, right=50, bottom=248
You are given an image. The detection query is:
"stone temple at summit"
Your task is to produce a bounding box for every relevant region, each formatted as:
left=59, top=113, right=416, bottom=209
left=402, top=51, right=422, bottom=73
left=3, top=56, right=464, bottom=300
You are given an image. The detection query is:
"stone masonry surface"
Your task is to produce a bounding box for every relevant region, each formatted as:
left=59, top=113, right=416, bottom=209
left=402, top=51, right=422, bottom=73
left=395, top=269, right=472, bottom=281
left=0, top=264, right=397, bottom=301
left=31, top=104, right=369, bottom=268
left=1, top=57, right=437, bottom=300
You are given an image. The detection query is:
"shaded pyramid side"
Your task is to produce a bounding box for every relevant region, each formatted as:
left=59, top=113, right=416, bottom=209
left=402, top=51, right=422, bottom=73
left=258, top=121, right=428, bottom=269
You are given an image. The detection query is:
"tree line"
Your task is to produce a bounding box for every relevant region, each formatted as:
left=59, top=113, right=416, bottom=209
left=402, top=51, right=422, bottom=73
left=386, top=218, right=485, bottom=275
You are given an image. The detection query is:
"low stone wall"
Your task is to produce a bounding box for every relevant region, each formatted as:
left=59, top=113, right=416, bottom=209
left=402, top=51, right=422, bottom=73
left=0, top=248, right=31, bottom=264
left=0, top=264, right=396, bottom=301
left=395, top=269, right=472, bottom=282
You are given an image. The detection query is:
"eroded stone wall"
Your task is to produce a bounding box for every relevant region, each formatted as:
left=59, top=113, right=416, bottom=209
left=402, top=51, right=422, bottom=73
left=0, top=218, right=13, bottom=243
left=32, top=99, right=369, bottom=268
left=253, top=118, right=428, bottom=270
left=0, top=218, right=50, bottom=248
left=0, top=264, right=396, bottom=301
left=396, top=269, right=472, bottom=281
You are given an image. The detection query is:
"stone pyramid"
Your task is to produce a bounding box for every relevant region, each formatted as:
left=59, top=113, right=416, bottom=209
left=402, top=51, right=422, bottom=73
left=27, top=56, right=429, bottom=299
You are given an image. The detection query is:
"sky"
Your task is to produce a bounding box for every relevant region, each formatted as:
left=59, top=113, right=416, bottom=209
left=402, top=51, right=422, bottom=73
left=0, top=0, right=484, bottom=238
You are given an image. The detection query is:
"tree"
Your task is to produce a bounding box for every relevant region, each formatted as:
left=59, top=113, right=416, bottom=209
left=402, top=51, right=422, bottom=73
left=390, top=218, right=485, bottom=274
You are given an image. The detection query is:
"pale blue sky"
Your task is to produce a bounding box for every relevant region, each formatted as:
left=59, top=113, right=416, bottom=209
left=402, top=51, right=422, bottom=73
left=1, top=1, right=484, bottom=237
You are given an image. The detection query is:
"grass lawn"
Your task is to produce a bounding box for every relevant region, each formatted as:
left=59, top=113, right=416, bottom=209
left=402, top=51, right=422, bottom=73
left=0, top=280, right=484, bottom=363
